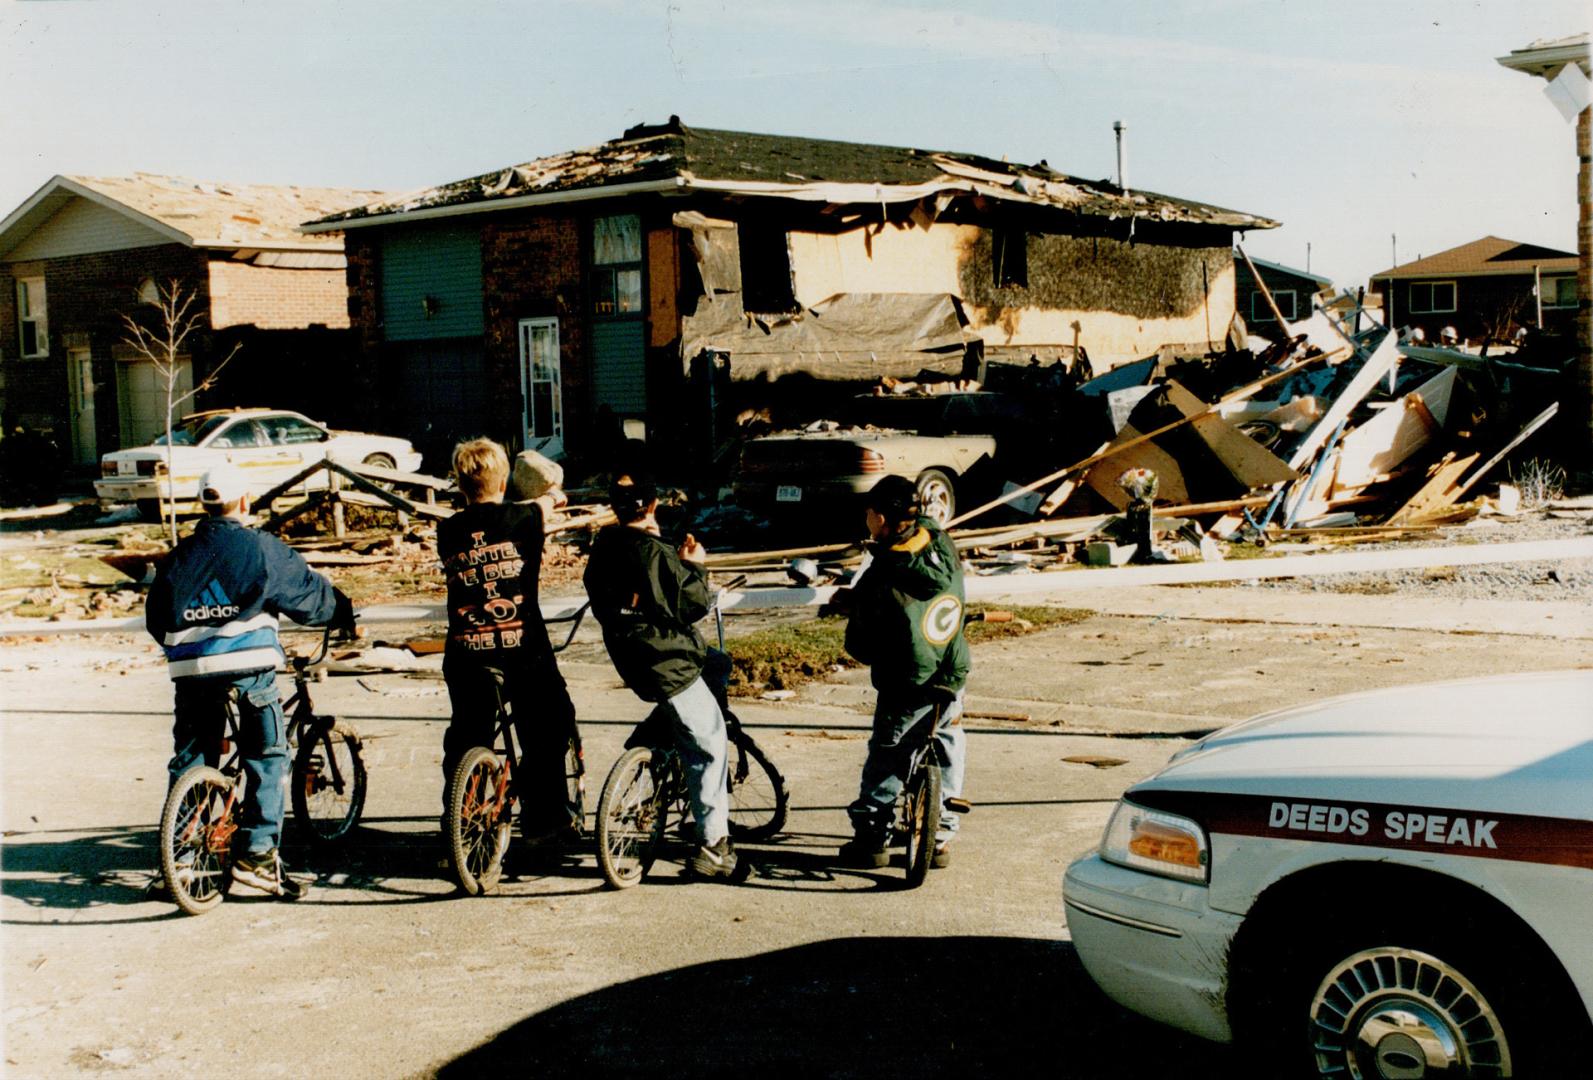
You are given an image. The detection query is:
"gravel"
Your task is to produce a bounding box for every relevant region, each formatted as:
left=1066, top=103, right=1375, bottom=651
left=1243, top=512, right=1593, bottom=603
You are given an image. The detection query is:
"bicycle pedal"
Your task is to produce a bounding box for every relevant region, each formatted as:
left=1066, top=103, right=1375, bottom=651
left=945, top=797, right=973, bottom=815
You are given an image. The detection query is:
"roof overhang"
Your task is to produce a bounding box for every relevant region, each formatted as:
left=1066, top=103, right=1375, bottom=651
left=1, top=175, right=193, bottom=259
left=300, top=178, right=688, bottom=233
left=1495, top=38, right=1591, bottom=80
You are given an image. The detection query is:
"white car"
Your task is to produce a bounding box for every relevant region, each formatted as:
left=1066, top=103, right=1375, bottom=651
left=95, top=408, right=423, bottom=519
left=1063, top=670, right=1593, bottom=1078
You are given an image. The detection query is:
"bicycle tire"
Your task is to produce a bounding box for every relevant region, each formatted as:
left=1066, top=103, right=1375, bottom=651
left=291, top=720, right=367, bottom=843
left=903, top=755, right=941, bottom=888
left=447, top=746, right=512, bottom=895
left=595, top=746, right=668, bottom=889
left=564, top=731, right=586, bottom=837
left=726, top=729, right=789, bottom=842
left=159, top=765, right=239, bottom=916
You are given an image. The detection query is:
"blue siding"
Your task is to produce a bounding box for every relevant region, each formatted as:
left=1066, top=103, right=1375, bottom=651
left=381, top=227, right=483, bottom=341
left=591, top=321, right=646, bottom=414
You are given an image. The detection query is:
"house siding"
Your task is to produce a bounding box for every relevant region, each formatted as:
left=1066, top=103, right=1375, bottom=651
left=381, top=226, right=483, bottom=341
left=1374, top=273, right=1577, bottom=344
left=5, top=197, right=174, bottom=261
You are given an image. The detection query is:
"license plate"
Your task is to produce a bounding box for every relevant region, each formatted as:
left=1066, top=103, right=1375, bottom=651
left=118, top=460, right=136, bottom=476
left=775, top=485, right=803, bottom=503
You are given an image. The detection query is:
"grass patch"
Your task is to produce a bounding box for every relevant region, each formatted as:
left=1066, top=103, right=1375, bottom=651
left=722, top=603, right=1094, bottom=696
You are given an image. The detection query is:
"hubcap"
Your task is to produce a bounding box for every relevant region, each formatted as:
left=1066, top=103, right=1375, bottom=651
left=918, top=478, right=953, bottom=524
left=1310, top=947, right=1511, bottom=1078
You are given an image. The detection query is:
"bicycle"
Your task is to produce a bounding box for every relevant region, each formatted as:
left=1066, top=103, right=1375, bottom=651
left=159, top=625, right=360, bottom=915
left=595, top=578, right=789, bottom=889
left=894, top=609, right=1006, bottom=888
left=444, top=603, right=589, bottom=896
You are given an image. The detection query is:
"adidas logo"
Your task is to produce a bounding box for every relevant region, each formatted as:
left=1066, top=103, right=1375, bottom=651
left=182, top=579, right=240, bottom=623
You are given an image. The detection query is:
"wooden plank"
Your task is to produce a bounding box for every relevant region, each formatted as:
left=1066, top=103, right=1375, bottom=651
left=254, top=457, right=331, bottom=507
left=1083, top=428, right=1190, bottom=510
left=261, top=491, right=326, bottom=532
left=1163, top=381, right=1298, bottom=489
left=947, top=348, right=1343, bottom=527
left=352, top=461, right=454, bottom=491
left=335, top=490, right=452, bottom=520
left=325, top=459, right=423, bottom=515
left=1386, top=453, right=1477, bottom=525
left=1450, top=403, right=1559, bottom=503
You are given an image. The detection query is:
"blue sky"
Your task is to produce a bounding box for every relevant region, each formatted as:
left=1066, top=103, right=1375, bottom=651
left=2, top=0, right=1587, bottom=289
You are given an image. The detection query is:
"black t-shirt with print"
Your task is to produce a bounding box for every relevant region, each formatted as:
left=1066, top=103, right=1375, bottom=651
left=437, top=501, right=548, bottom=664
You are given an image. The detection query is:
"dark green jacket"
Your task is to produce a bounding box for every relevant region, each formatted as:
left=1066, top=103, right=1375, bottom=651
left=844, top=516, right=970, bottom=695
left=583, top=524, right=711, bottom=703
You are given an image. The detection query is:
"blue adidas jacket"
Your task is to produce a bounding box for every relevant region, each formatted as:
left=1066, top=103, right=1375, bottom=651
left=146, top=516, right=339, bottom=680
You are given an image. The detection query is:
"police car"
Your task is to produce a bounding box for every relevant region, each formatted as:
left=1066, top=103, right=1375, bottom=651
left=1063, top=669, right=1593, bottom=1078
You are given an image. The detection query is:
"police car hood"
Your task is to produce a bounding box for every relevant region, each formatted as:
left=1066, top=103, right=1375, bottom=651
left=1140, top=670, right=1593, bottom=820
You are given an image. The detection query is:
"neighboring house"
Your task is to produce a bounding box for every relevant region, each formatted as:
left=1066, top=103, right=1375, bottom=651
left=1233, top=253, right=1332, bottom=331
left=0, top=174, right=386, bottom=472
left=305, top=118, right=1276, bottom=468
left=1367, top=235, right=1579, bottom=345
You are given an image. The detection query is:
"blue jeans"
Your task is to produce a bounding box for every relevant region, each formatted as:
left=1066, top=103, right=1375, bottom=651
left=848, top=687, right=966, bottom=843
left=651, top=675, right=729, bottom=845
left=169, top=669, right=287, bottom=856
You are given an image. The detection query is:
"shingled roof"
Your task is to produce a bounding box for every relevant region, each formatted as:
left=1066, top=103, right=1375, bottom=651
left=1, top=174, right=388, bottom=258
left=1370, top=235, right=1578, bottom=280
left=304, top=119, right=1277, bottom=233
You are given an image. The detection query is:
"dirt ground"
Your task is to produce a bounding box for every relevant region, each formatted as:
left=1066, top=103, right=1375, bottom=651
left=2, top=542, right=1587, bottom=1077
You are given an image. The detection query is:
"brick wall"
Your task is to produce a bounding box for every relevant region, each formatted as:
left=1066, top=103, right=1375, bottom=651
left=481, top=212, right=586, bottom=452
left=207, top=261, right=351, bottom=330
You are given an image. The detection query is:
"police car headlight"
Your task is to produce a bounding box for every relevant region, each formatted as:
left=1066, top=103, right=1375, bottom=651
left=1100, top=799, right=1209, bottom=883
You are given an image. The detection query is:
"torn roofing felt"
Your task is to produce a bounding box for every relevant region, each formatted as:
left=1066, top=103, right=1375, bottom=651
left=303, top=118, right=1278, bottom=233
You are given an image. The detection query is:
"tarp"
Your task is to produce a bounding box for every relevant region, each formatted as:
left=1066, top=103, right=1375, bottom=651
left=680, top=291, right=971, bottom=381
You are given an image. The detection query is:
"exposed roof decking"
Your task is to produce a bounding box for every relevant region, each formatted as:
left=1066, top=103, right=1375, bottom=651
left=304, top=122, right=1277, bottom=233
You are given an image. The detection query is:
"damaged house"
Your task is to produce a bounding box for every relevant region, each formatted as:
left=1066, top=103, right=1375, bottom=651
left=0, top=174, right=385, bottom=472
left=305, top=118, right=1276, bottom=468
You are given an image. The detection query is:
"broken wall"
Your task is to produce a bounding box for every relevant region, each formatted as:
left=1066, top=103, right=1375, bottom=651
left=207, top=261, right=352, bottom=330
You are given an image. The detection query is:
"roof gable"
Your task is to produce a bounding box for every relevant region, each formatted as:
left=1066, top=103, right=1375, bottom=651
left=1, top=174, right=388, bottom=260
left=5, top=194, right=178, bottom=261
left=306, top=119, right=1277, bottom=234
left=1371, top=235, right=1578, bottom=280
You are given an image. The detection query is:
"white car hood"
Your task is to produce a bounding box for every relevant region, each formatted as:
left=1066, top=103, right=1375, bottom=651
left=1139, top=670, right=1593, bottom=819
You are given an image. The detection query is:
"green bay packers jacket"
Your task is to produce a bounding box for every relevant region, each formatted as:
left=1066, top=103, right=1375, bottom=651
left=844, top=515, right=970, bottom=695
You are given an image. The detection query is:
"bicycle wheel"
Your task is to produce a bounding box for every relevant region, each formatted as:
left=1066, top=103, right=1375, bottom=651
left=726, top=728, right=789, bottom=842
left=564, top=730, right=586, bottom=837
left=159, top=765, right=239, bottom=916
left=447, top=746, right=512, bottom=895
left=291, top=720, right=367, bottom=843
left=902, top=754, right=941, bottom=889
left=595, top=747, right=668, bottom=889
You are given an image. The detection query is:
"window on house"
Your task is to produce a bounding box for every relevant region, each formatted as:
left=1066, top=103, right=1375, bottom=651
left=1543, top=276, right=1577, bottom=308
left=992, top=227, right=1028, bottom=288
left=1409, top=281, right=1456, bottom=314
left=1251, top=289, right=1297, bottom=322
left=737, top=221, right=797, bottom=313
left=16, top=277, right=47, bottom=357
left=591, top=214, right=643, bottom=316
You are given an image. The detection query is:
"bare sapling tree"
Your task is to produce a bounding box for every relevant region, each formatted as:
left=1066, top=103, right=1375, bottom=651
left=120, top=279, right=241, bottom=544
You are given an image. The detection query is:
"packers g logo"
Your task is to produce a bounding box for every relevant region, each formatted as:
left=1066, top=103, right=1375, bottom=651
left=922, top=595, right=963, bottom=646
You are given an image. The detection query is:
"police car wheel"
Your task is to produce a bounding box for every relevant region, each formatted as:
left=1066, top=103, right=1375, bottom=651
left=915, top=469, right=955, bottom=526
left=1308, top=945, right=1511, bottom=1078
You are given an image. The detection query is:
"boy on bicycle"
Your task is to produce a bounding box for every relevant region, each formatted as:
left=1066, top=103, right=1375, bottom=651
left=146, top=464, right=356, bottom=900
left=837, top=474, right=970, bottom=870
left=438, top=438, right=581, bottom=856
left=582, top=469, right=738, bottom=880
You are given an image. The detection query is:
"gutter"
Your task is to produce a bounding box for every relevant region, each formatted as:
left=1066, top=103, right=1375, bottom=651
left=300, top=177, right=687, bottom=233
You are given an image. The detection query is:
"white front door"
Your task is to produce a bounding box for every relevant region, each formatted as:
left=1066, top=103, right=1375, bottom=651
left=519, top=317, right=563, bottom=459
left=67, top=349, right=97, bottom=465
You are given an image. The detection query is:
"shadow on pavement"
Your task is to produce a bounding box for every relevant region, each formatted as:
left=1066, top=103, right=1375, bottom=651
left=433, top=935, right=1242, bottom=1079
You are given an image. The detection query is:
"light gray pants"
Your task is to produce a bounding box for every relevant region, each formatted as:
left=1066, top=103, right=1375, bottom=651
left=654, top=675, right=730, bottom=845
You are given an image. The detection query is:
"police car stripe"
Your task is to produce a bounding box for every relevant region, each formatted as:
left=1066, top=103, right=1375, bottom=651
left=163, top=612, right=278, bottom=647
left=167, top=646, right=282, bottom=679
left=165, top=627, right=279, bottom=662
left=1129, top=790, right=1593, bottom=872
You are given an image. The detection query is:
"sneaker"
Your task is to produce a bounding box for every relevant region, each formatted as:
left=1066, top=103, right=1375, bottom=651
left=931, top=843, right=952, bottom=870
left=838, top=835, right=889, bottom=869
left=690, top=836, right=738, bottom=879
left=231, top=849, right=305, bottom=900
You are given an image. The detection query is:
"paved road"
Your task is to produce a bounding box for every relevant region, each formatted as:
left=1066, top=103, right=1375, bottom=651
left=3, top=594, right=1585, bottom=1077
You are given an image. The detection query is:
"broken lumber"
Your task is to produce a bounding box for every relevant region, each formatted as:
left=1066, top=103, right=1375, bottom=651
left=1449, top=403, right=1559, bottom=504
left=1387, top=453, right=1479, bottom=525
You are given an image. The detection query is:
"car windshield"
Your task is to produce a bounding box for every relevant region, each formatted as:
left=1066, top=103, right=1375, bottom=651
left=155, top=415, right=233, bottom=446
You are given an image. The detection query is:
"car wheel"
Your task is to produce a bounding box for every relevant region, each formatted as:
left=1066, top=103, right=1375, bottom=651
left=361, top=453, right=396, bottom=472
left=915, top=469, right=956, bottom=525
